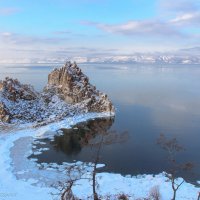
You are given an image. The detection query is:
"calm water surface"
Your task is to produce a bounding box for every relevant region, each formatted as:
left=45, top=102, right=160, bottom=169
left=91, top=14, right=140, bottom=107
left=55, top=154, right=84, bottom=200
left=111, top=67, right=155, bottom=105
left=1, top=63, right=200, bottom=184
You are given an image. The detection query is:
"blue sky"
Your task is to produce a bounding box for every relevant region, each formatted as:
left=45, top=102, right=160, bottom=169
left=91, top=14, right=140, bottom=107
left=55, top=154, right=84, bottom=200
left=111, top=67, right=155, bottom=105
left=0, top=0, right=200, bottom=62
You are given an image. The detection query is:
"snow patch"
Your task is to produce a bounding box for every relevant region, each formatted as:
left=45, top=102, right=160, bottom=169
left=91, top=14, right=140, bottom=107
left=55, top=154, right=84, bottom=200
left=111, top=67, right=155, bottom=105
left=0, top=112, right=199, bottom=200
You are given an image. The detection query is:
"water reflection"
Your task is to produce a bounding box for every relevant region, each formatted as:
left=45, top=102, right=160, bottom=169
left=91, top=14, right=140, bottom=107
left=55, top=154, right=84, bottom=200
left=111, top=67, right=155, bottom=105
left=30, top=117, right=121, bottom=164
left=51, top=117, right=115, bottom=156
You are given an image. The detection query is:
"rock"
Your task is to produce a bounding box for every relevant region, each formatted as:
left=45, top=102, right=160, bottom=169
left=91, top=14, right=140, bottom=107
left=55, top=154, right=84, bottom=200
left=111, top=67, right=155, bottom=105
left=0, top=61, right=115, bottom=125
left=0, top=102, right=11, bottom=122
left=45, top=61, right=115, bottom=113
left=0, top=77, right=38, bottom=102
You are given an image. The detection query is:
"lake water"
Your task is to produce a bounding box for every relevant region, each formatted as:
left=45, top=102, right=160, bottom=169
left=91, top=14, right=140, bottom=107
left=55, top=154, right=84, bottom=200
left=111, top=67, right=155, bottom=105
left=1, top=63, right=200, bottom=184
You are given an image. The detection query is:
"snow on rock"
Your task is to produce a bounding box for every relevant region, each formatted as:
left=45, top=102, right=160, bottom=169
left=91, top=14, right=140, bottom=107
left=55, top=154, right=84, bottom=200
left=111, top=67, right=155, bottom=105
left=0, top=77, right=37, bottom=101
left=45, top=61, right=114, bottom=113
left=0, top=102, right=10, bottom=122
left=0, top=61, right=114, bottom=125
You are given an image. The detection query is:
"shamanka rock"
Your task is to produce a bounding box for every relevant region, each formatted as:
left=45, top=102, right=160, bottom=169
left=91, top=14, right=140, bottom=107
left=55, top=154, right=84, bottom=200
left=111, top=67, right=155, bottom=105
left=45, top=61, right=114, bottom=113
left=0, top=62, right=114, bottom=125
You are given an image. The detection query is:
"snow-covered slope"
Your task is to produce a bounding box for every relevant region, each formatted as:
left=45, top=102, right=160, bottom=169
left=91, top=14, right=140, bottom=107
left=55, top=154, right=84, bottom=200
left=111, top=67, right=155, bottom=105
left=0, top=61, right=114, bottom=125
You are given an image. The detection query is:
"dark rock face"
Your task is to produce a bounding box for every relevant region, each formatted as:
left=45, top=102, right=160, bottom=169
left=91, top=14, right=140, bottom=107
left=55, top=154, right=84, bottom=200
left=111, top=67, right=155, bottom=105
left=0, top=78, right=37, bottom=102
left=45, top=62, right=114, bottom=113
left=0, top=102, right=10, bottom=122
left=0, top=61, right=115, bottom=124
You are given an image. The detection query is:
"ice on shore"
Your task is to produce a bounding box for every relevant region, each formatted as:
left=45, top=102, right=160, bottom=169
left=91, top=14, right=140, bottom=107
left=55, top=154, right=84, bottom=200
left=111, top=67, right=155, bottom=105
left=0, top=113, right=199, bottom=200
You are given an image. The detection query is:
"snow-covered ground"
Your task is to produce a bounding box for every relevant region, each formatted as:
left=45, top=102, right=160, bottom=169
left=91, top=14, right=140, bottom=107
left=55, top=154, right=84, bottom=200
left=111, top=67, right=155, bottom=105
left=0, top=113, right=199, bottom=200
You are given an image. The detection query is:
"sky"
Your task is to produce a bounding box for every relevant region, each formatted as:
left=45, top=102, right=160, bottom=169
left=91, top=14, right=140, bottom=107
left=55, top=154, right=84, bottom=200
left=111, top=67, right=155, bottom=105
left=0, top=0, right=200, bottom=63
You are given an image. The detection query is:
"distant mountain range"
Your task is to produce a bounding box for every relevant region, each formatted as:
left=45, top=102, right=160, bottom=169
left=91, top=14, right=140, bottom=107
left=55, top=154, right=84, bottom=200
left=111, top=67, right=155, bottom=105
left=0, top=48, right=200, bottom=65
left=72, top=54, right=200, bottom=64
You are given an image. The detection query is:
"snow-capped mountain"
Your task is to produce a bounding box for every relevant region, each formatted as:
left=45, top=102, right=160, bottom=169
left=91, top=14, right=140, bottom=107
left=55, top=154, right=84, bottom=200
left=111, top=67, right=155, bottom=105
left=0, top=48, right=200, bottom=64
left=79, top=54, right=200, bottom=64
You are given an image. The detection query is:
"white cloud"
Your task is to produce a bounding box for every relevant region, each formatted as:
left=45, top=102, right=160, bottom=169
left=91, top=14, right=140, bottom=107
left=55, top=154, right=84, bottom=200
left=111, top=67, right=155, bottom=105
left=0, top=7, right=20, bottom=15
left=0, top=31, right=123, bottom=63
left=0, top=32, right=68, bottom=45
left=82, top=20, right=183, bottom=38
left=82, top=0, right=200, bottom=40
left=170, top=12, right=200, bottom=26
left=1, top=32, right=13, bottom=36
left=158, top=0, right=200, bottom=14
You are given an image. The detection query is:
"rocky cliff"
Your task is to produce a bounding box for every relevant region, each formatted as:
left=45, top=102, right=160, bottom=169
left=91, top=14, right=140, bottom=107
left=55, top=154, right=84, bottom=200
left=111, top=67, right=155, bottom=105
left=45, top=62, right=114, bottom=113
left=0, top=78, right=39, bottom=123
left=0, top=62, right=114, bottom=125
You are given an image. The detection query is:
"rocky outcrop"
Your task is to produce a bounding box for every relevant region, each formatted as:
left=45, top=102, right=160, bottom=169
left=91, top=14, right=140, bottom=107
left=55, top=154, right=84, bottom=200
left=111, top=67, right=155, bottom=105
left=0, top=78, right=37, bottom=102
left=0, top=78, right=43, bottom=123
left=0, top=61, right=114, bottom=125
left=0, top=102, right=10, bottom=122
left=44, top=61, right=114, bottom=113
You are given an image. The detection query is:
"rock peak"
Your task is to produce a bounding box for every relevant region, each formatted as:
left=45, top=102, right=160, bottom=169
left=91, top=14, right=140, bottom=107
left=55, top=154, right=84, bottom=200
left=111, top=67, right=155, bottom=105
left=0, top=62, right=115, bottom=125
left=46, top=62, right=114, bottom=113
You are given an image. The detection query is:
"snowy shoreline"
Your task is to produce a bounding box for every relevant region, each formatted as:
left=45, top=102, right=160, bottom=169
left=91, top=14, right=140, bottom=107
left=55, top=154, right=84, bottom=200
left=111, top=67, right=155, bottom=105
left=0, top=112, right=199, bottom=200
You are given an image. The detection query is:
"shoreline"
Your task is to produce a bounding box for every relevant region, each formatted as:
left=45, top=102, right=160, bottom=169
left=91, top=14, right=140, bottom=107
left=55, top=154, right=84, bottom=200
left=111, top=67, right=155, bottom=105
left=0, top=112, right=199, bottom=200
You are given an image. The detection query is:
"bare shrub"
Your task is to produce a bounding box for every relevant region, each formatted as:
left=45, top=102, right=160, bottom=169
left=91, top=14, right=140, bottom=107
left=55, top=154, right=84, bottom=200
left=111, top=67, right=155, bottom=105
left=52, top=163, right=89, bottom=200
left=148, top=186, right=161, bottom=200
left=88, top=127, right=129, bottom=200
left=118, top=193, right=129, bottom=200
left=55, top=118, right=129, bottom=200
left=157, top=134, right=194, bottom=200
